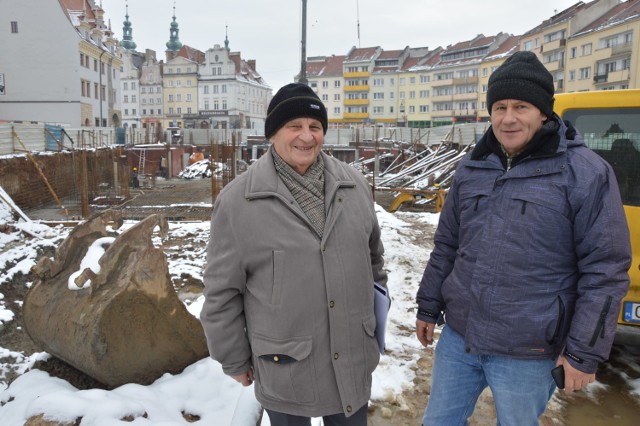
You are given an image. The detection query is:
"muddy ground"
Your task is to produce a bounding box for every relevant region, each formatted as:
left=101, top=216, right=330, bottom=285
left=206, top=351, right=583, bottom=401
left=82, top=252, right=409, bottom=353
left=2, top=189, right=640, bottom=425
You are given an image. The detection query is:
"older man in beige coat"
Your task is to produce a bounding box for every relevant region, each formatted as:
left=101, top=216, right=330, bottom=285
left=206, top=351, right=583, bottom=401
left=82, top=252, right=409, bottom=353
left=200, top=83, right=388, bottom=426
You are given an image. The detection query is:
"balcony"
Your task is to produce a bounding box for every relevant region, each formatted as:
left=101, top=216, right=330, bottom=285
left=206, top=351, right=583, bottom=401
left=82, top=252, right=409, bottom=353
left=343, top=112, right=369, bottom=120
left=607, top=69, right=630, bottom=83
left=344, top=71, right=370, bottom=78
left=593, top=73, right=608, bottom=83
left=431, top=78, right=453, bottom=87
left=612, top=43, right=632, bottom=56
left=453, top=76, right=479, bottom=85
left=544, top=59, right=564, bottom=72
left=344, top=99, right=370, bottom=106
left=541, top=38, right=566, bottom=53
left=344, top=85, right=369, bottom=92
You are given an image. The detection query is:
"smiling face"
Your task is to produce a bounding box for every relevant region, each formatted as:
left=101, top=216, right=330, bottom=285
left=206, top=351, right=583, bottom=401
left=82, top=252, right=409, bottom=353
left=270, top=117, right=325, bottom=175
left=490, top=99, right=548, bottom=156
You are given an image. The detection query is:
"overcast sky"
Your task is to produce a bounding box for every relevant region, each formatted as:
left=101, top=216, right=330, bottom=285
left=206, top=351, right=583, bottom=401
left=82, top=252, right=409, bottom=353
left=102, top=0, right=579, bottom=90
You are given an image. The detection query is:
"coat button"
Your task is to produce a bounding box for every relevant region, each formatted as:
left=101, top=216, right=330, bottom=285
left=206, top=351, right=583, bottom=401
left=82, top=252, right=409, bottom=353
left=329, top=301, right=335, bottom=308
left=334, top=353, right=339, bottom=360
left=465, top=347, right=471, bottom=353
left=273, top=355, right=279, bottom=362
left=346, top=405, right=352, bottom=413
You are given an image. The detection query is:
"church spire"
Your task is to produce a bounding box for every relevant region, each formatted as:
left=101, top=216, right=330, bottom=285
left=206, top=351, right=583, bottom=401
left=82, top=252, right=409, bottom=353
left=166, top=2, right=183, bottom=52
left=224, top=23, right=229, bottom=51
left=120, top=1, right=137, bottom=50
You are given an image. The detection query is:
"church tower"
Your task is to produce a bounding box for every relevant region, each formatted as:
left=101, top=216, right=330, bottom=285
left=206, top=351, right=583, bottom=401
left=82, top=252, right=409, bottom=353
left=120, top=1, right=137, bottom=50
left=165, top=3, right=183, bottom=60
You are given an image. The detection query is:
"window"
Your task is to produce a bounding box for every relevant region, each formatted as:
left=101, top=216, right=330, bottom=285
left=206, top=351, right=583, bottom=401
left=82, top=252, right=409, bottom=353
left=333, top=107, right=341, bottom=114
left=101, top=85, right=106, bottom=101
left=176, top=68, right=182, bottom=73
left=373, top=106, right=384, bottom=114
left=123, top=82, right=128, bottom=91
left=222, top=84, right=227, bottom=93
left=186, top=80, right=192, bottom=87
left=187, top=94, right=192, bottom=102
left=569, top=70, right=575, bottom=81
left=124, top=109, right=129, bottom=116
left=176, top=80, right=182, bottom=87
left=334, top=93, right=340, bottom=101
left=177, top=94, right=182, bottom=102
left=131, top=95, right=136, bottom=103
left=570, top=47, right=577, bottom=58
left=177, top=107, right=182, bottom=114
left=222, top=100, right=227, bottom=109
left=410, top=91, right=416, bottom=99
left=213, top=85, right=219, bottom=94
left=80, top=53, right=84, bottom=66
left=410, top=77, right=416, bottom=85
left=420, top=75, right=430, bottom=83
left=582, top=43, right=592, bottom=56
left=334, top=81, right=341, bottom=88
left=10, top=21, right=18, bottom=33
left=169, top=94, right=174, bottom=102
left=124, top=95, right=129, bottom=103
left=374, top=92, right=384, bottom=100
left=579, top=67, right=591, bottom=80
left=204, top=85, right=209, bottom=94
left=322, top=94, right=329, bottom=101
left=524, top=40, right=532, bottom=51
left=322, top=81, right=329, bottom=88
left=94, top=83, right=99, bottom=99
left=419, top=105, right=429, bottom=113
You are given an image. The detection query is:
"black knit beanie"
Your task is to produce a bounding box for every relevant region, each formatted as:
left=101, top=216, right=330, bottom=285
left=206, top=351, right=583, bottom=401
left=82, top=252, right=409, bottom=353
left=487, top=51, right=555, bottom=117
left=265, top=83, right=328, bottom=139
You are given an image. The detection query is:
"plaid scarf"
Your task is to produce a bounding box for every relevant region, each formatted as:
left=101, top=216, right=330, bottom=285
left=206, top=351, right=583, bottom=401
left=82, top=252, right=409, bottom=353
left=271, top=146, right=325, bottom=238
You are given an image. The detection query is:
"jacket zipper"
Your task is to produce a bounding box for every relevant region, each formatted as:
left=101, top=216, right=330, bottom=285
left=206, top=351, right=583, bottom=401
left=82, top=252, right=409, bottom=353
left=589, top=296, right=612, bottom=347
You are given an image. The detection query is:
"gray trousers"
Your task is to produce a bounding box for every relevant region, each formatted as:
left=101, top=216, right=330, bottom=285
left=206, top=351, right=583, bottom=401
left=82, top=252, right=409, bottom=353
left=265, top=404, right=368, bottom=426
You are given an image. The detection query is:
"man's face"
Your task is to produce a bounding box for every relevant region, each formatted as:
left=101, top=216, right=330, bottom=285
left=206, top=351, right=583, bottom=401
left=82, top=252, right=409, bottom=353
left=270, top=117, right=324, bottom=175
left=490, top=99, right=547, bottom=156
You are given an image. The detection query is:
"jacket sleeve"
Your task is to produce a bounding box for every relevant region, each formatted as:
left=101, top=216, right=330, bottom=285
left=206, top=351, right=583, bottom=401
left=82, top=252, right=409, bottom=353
left=567, top=161, right=631, bottom=373
left=200, top=194, right=252, bottom=377
left=416, top=171, right=461, bottom=323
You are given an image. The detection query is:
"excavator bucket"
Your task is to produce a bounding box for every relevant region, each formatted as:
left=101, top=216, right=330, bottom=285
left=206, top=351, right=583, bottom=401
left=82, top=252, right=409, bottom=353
left=23, top=210, right=209, bottom=388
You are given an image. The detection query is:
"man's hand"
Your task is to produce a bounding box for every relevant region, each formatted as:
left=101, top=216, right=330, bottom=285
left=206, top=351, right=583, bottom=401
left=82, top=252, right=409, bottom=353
left=232, top=368, right=255, bottom=387
left=416, top=319, right=436, bottom=347
left=556, top=355, right=595, bottom=393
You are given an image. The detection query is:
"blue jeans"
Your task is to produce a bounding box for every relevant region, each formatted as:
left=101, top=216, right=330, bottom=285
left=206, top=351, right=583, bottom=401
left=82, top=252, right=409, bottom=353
left=423, top=326, right=557, bottom=426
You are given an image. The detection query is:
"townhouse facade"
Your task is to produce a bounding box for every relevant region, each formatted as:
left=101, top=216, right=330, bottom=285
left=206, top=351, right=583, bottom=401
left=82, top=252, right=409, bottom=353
left=0, top=0, right=121, bottom=127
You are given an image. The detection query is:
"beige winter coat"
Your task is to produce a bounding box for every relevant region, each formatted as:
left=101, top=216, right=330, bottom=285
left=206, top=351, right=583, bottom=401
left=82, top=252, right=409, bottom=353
left=200, top=149, right=387, bottom=417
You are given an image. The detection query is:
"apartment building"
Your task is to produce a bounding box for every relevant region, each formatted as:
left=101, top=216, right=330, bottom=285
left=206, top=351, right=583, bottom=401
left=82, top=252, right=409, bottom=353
left=566, top=0, right=640, bottom=92
left=306, top=55, right=346, bottom=124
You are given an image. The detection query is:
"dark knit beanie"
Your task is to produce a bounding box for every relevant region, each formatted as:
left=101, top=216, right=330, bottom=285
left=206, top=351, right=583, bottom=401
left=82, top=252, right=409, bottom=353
left=487, top=51, right=555, bottom=117
left=265, top=83, right=328, bottom=138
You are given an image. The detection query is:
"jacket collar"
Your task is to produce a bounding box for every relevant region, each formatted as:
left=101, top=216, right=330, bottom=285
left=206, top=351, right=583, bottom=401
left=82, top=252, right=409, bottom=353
left=470, top=115, right=582, bottom=166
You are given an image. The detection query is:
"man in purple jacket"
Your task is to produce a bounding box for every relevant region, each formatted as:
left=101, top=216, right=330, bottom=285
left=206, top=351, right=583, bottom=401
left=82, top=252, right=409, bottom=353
left=415, top=51, right=631, bottom=425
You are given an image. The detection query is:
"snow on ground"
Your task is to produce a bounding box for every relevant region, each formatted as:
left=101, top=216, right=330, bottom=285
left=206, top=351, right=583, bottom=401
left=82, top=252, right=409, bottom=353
left=0, top=199, right=439, bottom=425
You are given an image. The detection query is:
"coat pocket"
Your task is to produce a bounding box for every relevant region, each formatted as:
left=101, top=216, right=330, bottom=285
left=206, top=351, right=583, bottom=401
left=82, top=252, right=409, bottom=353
left=251, top=333, right=317, bottom=404
left=363, top=314, right=380, bottom=377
